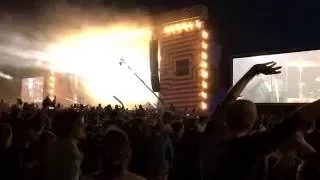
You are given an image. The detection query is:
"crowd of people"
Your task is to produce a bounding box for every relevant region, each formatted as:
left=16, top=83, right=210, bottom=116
left=1, top=61, right=320, bottom=180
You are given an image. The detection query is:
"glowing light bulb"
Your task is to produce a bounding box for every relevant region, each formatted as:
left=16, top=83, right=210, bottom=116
left=201, top=70, right=209, bottom=79
left=202, top=41, right=208, bottom=50
left=201, top=102, right=207, bottom=110
left=200, top=61, right=208, bottom=68
left=195, top=20, right=203, bottom=29
left=201, top=52, right=208, bottom=60
left=202, top=81, right=208, bottom=89
left=202, top=30, right=209, bottom=39
left=200, top=91, right=207, bottom=99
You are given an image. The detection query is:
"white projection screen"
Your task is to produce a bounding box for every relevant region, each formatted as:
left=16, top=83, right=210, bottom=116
left=21, top=77, right=44, bottom=103
left=233, top=50, right=320, bottom=103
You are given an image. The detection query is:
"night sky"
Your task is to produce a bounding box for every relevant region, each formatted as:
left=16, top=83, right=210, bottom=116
left=3, top=0, right=320, bottom=55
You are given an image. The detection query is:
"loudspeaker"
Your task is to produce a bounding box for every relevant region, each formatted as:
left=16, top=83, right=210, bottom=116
left=150, top=39, right=160, bottom=92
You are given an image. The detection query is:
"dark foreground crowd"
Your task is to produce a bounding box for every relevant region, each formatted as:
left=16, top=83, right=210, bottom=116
left=1, top=62, right=320, bottom=180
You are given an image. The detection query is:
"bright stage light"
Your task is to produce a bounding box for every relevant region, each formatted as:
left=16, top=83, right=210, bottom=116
left=200, top=91, right=207, bottom=99
left=202, top=81, right=208, bottom=89
left=200, top=69, right=209, bottom=79
left=195, top=20, right=203, bottom=29
left=201, top=101, right=207, bottom=110
left=202, top=30, right=209, bottom=39
left=44, top=24, right=157, bottom=108
left=201, top=51, right=208, bottom=60
left=202, top=41, right=208, bottom=50
left=200, top=61, right=208, bottom=68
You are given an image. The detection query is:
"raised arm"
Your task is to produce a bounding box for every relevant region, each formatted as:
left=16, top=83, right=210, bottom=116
left=204, top=62, right=281, bottom=134
left=221, top=61, right=281, bottom=106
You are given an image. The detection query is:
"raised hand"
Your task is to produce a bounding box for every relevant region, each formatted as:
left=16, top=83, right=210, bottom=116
left=253, top=61, right=282, bottom=75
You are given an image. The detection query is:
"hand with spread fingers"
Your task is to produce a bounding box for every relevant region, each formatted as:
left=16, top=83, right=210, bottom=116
left=253, top=61, right=282, bottom=75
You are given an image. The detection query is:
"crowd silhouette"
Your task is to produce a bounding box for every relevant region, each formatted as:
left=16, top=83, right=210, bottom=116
left=1, top=62, right=320, bottom=180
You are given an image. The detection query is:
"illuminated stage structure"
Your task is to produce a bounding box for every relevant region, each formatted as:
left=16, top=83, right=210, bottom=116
left=152, top=6, right=220, bottom=111
left=43, top=5, right=220, bottom=111
left=0, top=5, right=221, bottom=111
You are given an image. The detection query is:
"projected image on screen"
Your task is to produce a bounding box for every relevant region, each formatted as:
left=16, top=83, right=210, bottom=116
left=21, top=77, right=44, bottom=103
left=233, top=50, right=320, bottom=103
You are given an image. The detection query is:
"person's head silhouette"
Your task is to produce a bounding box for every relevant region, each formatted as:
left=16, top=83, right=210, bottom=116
left=227, top=99, right=258, bottom=137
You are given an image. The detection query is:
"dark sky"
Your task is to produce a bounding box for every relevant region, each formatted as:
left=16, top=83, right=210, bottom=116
left=209, top=0, right=320, bottom=56
left=91, top=0, right=320, bottom=56
left=3, top=0, right=320, bottom=55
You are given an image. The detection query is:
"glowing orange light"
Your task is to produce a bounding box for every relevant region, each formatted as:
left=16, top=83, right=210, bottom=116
left=201, top=52, right=208, bottom=60
left=163, top=19, right=205, bottom=35
left=200, top=61, right=208, bottom=68
left=46, top=25, right=157, bottom=108
left=202, top=30, right=209, bottom=39
left=200, top=91, right=207, bottom=99
left=195, top=20, right=203, bottom=29
left=202, top=41, right=208, bottom=50
left=200, top=70, right=209, bottom=79
left=201, top=102, right=207, bottom=110
left=202, top=81, right=208, bottom=89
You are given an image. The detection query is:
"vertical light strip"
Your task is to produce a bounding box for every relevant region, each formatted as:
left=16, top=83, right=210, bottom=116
left=200, top=28, right=209, bottom=110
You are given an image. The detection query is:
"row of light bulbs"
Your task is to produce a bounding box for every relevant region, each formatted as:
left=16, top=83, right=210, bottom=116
left=163, top=20, right=204, bottom=35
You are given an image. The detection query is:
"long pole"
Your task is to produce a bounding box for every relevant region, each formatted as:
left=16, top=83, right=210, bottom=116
left=119, top=58, right=165, bottom=106
left=113, top=96, right=124, bottom=109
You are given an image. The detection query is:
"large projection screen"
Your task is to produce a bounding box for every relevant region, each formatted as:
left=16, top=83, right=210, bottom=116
left=233, top=50, right=320, bottom=103
left=21, top=77, right=44, bottom=103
